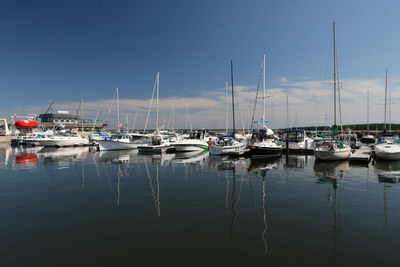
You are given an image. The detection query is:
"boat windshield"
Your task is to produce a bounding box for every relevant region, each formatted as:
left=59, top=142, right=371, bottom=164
left=283, top=131, right=305, bottom=142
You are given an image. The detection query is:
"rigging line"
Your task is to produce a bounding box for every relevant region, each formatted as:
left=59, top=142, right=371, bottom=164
left=250, top=61, right=264, bottom=132
left=143, top=74, right=158, bottom=134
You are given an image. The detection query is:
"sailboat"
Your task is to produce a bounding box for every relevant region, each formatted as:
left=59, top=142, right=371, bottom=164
left=138, top=72, right=174, bottom=154
left=359, top=90, right=376, bottom=147
left=248, top=55, right=282, bottom=158
left=374, top=68, right=400, bottom=160
left=209, top=61, right=247, bottom=156
left=314, top=22, right=351, bottom=161
left=97, top=87, right=147, bottom=151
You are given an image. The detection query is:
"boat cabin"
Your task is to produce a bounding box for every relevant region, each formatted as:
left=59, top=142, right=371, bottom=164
left=282, top=130, right=307, bottom=143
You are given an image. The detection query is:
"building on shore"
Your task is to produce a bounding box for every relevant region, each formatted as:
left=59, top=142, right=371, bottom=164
left=39, top=111, right=107, bottom=131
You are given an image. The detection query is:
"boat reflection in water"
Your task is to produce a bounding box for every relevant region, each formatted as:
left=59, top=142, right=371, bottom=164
left=248, top=157, right=280, bottom=175
left=283, top=154, right=309, bottom=169
left=313, top=159, right=348, bottom=266
left=0, top=143, right=11, bottom=169
left=97, top=149, right=138, bottom=164
left=313, top=160, right=350, bottom=186
left=37, top=146, right=91, bottom=168
left=375, top=160, right=400, bottom=183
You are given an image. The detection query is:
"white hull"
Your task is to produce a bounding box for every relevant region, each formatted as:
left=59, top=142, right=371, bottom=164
left=314, top=148, right=351, bottom=161
left=37, top=137, right=89, bottom=147
left=175, top=145, right=205, bottom=152
left=97, top=140, right=141, bottom=151
left=282, top=139, right=314, bottom=150
left=375, top=144, right=400, bottom=160
left=138, top=144, right=172, bottom=154
left=209, top=143, right=246, bottom=155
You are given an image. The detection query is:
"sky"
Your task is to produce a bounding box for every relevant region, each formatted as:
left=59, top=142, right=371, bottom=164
left=1, top=0, right=400, bottom=129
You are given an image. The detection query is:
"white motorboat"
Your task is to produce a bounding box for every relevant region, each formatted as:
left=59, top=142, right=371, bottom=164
left=138, top=133, right=174, bottom=154
left=374, top=134, right=400, bottom=161
left=209, top=136, right=247, bottom=156
left=36, top=131, right=89, bottom=147
left=281, top=129, right=314, bottom=150
left=97, top=133, right=147, bottom=151
left=248, top=127, right=282, bottom=158
left=174, top=131, right=209, bottom=152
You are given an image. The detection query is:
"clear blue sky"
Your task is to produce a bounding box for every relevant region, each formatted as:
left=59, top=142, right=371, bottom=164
left=1, top=0, right=400, bottom=126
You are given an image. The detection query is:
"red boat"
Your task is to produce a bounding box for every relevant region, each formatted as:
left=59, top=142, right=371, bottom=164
left=15, top=120, right=39, bottom=129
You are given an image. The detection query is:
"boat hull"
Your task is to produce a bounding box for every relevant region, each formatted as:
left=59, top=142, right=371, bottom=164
left=314, top=149, right=351, bottom=161
left=174, top=144, right=208, bottom=152
left=209, top=144, right=246, bottom=156
left=375, top=151, right=400, bottom=160
left=248, top=146, right=282, bottom=158
left=138, top=145, right=172, bottom=154
left=37, top=138, right=89, bottom=147
left=97, top=140, right=140, bottom=151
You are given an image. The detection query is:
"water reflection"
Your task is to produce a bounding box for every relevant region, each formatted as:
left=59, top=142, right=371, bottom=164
left=38, top=147, right=91, bottom=168
left=313, top=160, right=349, bottom=185
left=375, top=161, right=400, bottom=183
left=374, top=161, right=400, bottom=229
left=0, top=143, right=11, bottom=168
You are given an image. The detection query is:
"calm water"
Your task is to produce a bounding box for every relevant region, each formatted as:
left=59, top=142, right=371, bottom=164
left=1, top=144, right=400, bottom=267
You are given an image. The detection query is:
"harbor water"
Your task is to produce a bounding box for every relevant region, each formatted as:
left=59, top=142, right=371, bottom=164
left=1, top=144, right=400, bottom=266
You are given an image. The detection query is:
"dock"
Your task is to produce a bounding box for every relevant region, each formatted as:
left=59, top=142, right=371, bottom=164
left=349, top=147, right=371, bottom=162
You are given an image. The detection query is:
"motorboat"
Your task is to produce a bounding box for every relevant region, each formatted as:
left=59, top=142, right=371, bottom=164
left=209, top=134, right=247, bottom=156
left=97, top=133, right=147, bottom=151
left=138, top=133, right=174, bottom=154
left=248, top=127, right=282, bottom=158
left=374, top=134, right=400, bottom=161
left=173, top=130, right=209, bottom=152
left=281, top=129, right=314, bottom=150
left=36, top=131, right=89, bottom=147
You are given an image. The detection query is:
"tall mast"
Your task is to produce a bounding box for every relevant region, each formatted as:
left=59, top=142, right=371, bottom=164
left=116, top=87, right=120, bottom=132
left=263, top=54, right=266, bottom=128
left=384, top=68, right=388, bottom=130
left=367, top=90, right=370, bottom=133
left=225, top=81, right=228, bottom=133
left=286, top=94, right=289, bottom=129
left=333, top=22, right=337, bottom=126
left=156, top=72, right=160, bottom=131
left=231, top=60, right=236, bottom=134
left=81, top=98, right=84, bottom=132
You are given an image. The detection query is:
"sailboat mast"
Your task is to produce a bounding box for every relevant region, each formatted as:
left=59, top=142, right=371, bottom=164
left=81, top=98, right=84, bottom=132
left=333, top=22, right=337, bottom=126
left=367, top=90, right=370, bottom=133
left=156, top=72, right=159, bottom=131
left=116, top=87, right=120, bottom=132
left=384, top=68, right=388, bottom=130
left=225, top=81, right=228, bottom=133
left=263, top=54, right=266, bottom=128
left=231, top=60, right=236, bottom=134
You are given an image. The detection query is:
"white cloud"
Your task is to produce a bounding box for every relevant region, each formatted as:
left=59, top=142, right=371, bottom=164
left=5, top=75, right=399, bottom=129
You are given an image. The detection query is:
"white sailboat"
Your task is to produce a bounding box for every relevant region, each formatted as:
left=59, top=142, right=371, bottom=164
left=209, top=61, right=247, bottom=156
left=248, top=55, right=282, bottom=158
left=138, top=72, right=174, bottom=154
left=374, top=69, right=400, bottom=160
left=314, top=22, right=351, bottom=161
left=97, top=87, right=147, bottom=151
